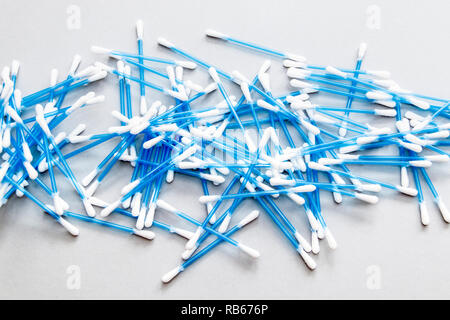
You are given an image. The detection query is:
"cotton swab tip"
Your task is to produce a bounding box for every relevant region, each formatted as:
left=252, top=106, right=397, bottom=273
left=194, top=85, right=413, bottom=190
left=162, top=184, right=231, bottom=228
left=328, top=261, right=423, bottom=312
left=161, top=266, right=182, bottom=283
left=58, top=217, right=79, bottom=236
left=238, top=243, right=260, bottom=258
left=133, top=228, right=156, bottom=240
left=205, top=29, right=228, bottom=39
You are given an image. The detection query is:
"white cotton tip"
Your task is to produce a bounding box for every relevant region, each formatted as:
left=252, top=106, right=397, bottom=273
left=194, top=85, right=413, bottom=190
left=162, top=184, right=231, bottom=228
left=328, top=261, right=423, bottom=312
left=374, top=100, right=396, bottom=108
left=258, top=73, right=271, bottom=92
left=121, top=179, right=141, bottom=195
left=50, top=68, right=58, bottom=86
left=424, top=131, right=450, bottom=140
left=339, top=126, right=347, bottom=137
left=11, top=59, right=20, bottom=76
left=161, top=266, right=182, bottom=283
left=259, top=60, right=271, bottom=75
left=419, top=202, right=430, bottom=226
left=409, top=160, right=432, bottom=168
left=136, top=19, right=144, bottom=39
left=144, top=203, right=156, bottom=228
left=324, top=227, right=338, bottom=249
left=0, top=80, right=12, bottom=101
left=85, top=180, right=99, bottom=197
left=68, top=135, right=92, bottom=144
left=88, top=71, right=108, bottom=82
left=269, top=177, right=295, bottom=186
left=290, top=79, right=314, bottom=89
left=205, top=28, right=228, bottom=39
left=286, top=93, right=310, bottom=103
left=89, top=197, right=108, bottom=208
left=38, top=160, right=49, bottom=173
left=82, top=198, right=96, bottom=217
left=339, top=145, right=360, bottom=154
left=357, top=42, right=368, bottom=60
left=198, top=195, right=220, bottom=203
left=311, top=232, right=320, bottom=254
left=298, top=247, right=316, bottom=270
left=122, top=197, right=131, bottom=209
left=437, top=199, right=450, bottom=223
left=5, top=105, right=22, bottom=124
left=244, top=131, right=257, bottom=153
left=91, top=45, right=111, bottom=54
left=200, top=82, right=217, bottom=95
left=283, top=60, right=306, bottom=68
left=285, top=52, right=306, bottom=62
left=407, top=97, right=430, bottom=110
left=58, top=217, right=79, bottom=236
left=53, top=194, right=66, bottom=215
left=291, top=185, right=316, bottom=193
left=294, top=231, right=311, bottom=253
left=401, top=166, right=409, bottom=187
left=173, top=60, right=196, bottom=70
left=21, top=142, right=33, bottom=163
left=425, top=154, right=449, bottom=163
left=100, top=200, right=120, bottom=217
left=366, top=90, right=392, bottom=100
left=354, top=193, right=379, bottom=204
left=287, top=193, right=305, bottom=206
left=1, top=66, right=10, bottom=81
left=131, top=194, right=142, bottom=218
left=331, top=172, right=346, bottom=185
left=185, top=226, right=203, bottom=250
left=333, top=191, right=343, bottom=204
left=156, top=199, right=178, bottom=213
left=367, top=70, right=391, bottom=79
left=300, top=119, right=320, bottom=135
left=166, top=66, right=176, bottom=87
left=398, top=140, right=422, bottom=153
left=238, top=243, right=260, bottom=258
left=68, top=54, right=82, bottom=76
left=137, top=97, right=147, bottom=116
left=374, top=109, right=397, bottom=117
left=256, top=99, right=279, bottom=112
left=232, top=70, right=250, bottom=84
left=184, top=80, right=203, bottom=93
left=305, top=209, right=319, bottom=231
left=86, top=95, right=105, bottom=105
left=307, top=162, right=331, bottom=172
left=136, top=207, right=146, bottom=230
left=318, top=158, right=343, bottom=165
left=23, top=161, right=38, bottom=180
left=325, top=66, right=347, bottom=78
left=181, top=245, right=197, bottom=260
left=75, top=65, right=99, bottom=78
left=0, top=162, right=10, bottom=182
left=208, top=67, right=220, bottom=83
left=133, top=228, right=155, bottom=241
left=82, top=169, right=98, bottom=187
left=143, top=135, right=164, bottom=149
left=218, top=214, right=231, bottom=233
left=237, top=210, right=259, bottom=228
left=175, top=66, right=183, bottom=81
left=359, top=183, right=382, bottom=193
left=356, top=136, right=379, bottom=145
left=240, top=82, right=253, bottom=102
left=396, top=185, right=418, bottom=196
left=405, top=111, right=424, bottom=121
left=200, top=173, right=224, bottom=184
left=405, top=134, right=426, bottom=146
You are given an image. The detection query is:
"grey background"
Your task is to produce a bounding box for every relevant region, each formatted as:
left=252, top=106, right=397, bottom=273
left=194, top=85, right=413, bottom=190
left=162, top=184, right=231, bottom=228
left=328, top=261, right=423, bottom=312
left=0, top=0, right=449, bottom=299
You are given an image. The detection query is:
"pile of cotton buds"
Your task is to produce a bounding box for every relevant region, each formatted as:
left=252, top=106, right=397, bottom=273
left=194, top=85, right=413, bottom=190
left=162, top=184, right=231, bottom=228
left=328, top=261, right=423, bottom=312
left=1, top=20, right=449, bottom=283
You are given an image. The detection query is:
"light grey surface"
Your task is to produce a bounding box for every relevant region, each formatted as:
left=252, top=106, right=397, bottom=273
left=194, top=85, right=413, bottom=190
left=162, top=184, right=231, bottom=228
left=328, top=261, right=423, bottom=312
left=0, top=0, right=449, bottom=299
